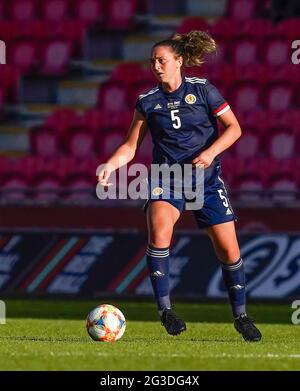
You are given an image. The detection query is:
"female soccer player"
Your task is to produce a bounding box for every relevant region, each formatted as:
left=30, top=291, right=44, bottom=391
left=98, top=31, right=262, bottom=342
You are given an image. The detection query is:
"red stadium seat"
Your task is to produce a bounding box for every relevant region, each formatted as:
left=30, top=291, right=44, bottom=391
left=82, top=108, right=106, bottom=133
left=275, top=18, right=300, bottom=40
left=263, top=36, right=291, bottom=66
left=97, top=81, right=128, bottom=111
left=40, top=38, right=73, bottom=75
left=38, top=21, right=85, bottom=58
left=30, top=126, right=60, bottom=158
left=234, top=127, right=264, bottom=158
left=239, top=18, right=274, bottom=38
left=110, top=62, right=146, bottom=85
left=75, top=0, right=103, bottom=27
left=227, top=0, right=259, bottom=21
left=9, top=39, right=37, bottom=74
left=101, top=131, right=124, bottom=157
left=0, top=174, right=28, bottom=202
left=65, top=128, right=96, bottom=159
left=104, top=0, right=138, bottom=30
left=264, top=82, right=294, bottom=112
left=84, top=109, right=132, bottom=132
left=42, top=0, right=70, bottom=22
left=266, top=127, right=296, bottom=159
left=267, top=160, right=298, bottom=202
left=231, top=37, right=260, bottom=65
left=176, top=17, right=210, bottom=34
left=229, top=81, right=261, bottom=112
left=33, top=174, right=61, bottom=202
left=210, top=19, right=238, bottom=40
left=45, top=108, right=82, bottom=137
left=9, top=0, right=37, bottom=22
left=63, top=174, right=95, bottom=204
left=233, top=173, right=266, bottom=203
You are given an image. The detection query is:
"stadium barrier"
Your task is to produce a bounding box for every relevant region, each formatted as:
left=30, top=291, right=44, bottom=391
left=0, top=230, right=299, bottom=300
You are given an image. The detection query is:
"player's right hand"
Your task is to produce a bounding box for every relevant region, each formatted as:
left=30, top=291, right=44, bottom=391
left=97, top=164, right=113, bottom=187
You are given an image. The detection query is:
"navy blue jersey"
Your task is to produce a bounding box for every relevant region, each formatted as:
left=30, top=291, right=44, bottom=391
left=135, top=76, right=230, bottom=166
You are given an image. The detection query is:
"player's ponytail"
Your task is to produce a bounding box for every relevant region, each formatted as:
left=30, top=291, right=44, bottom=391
left=171, top=31, right=217, bottom=67
left=152, top=31, right=217, bottom=67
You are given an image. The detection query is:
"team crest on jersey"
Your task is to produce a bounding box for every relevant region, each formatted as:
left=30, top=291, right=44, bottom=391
left=185, top=94, right=197, bottom=104
left=152, top=187, right=163, bottom=196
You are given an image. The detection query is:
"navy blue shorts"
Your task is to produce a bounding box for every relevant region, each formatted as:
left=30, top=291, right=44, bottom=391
left=144, top=164, right=237, bottom=229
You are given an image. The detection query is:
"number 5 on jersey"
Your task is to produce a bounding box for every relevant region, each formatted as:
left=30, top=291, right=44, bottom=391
left=171, top=109, right=181, bottom=129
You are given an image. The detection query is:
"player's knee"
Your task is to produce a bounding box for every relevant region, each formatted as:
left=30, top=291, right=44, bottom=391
left=148, top=228, right=172, bottom=248
left=217, top=248, right=241, bottom=264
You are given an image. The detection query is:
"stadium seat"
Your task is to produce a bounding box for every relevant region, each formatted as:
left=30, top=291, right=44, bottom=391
left=64, top=128, right=96, bottom=159
left=210, top=19, right=238, bottom=40
left=104, top=0, right=138, bottom=30
left=42, top=0, right=70, bottom=22
left=264, top=82, right=294, bottom=112
left=30, top=126, right=60, bottom=158
left=110, top=62, right=146, bottom=85
left=227, top=0, right=259, bottom=21
left=40, top=38, right=73, bottom=75
left=0, top=173, right=28, bottom=202
left=266, top=127, right=296, bottom=159
left=45, top=108, right=82, bottom=137
left=97, top=81, right=128, bottom=111
left=270, top=176, right=298, bottom=203
left=9, top=39, right=37, bottom=74
left=9, top=0, right=38, bottom=22
left=63, top=174, right=95, bottom=204
left=275, top=18, right=300, bottom=40
left=82, top=108, right=106, bottom=133
left=176, top=17, right=210, bottom=34
left=75, top=0, right=103, bottom=27
left=233, top=173, right=266, bottom=203
left=231, top=37, right=260, bottom=65
left=39, top=21, right=85, bottom=58
left=234, top=127, right=263, bottom=158
left=101, top=131, right=124, bottom=158
left=33, top=174, right=61, bottom=202
left=263, top=36, right=291, bottom=66
left=239, top=18, right=273, bottom=38
left=229, top=81, right=261, bottom=112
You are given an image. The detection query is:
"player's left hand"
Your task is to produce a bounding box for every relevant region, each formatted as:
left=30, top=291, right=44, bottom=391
left=192, top=149, right=215, bottom=169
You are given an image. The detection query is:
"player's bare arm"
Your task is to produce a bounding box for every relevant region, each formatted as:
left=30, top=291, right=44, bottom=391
left=192, top=109, right=241, bottom=168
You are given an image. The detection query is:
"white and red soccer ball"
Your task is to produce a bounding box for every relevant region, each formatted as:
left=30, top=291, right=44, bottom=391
left=86, top=304, right=126, bottom=342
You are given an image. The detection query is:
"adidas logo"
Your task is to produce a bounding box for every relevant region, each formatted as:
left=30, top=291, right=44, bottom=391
left=151, top=270, right=164, bottom=277
left=154, top=104, right=162, bottom=110
left=226, top=208, right=232, bottom=215
left=230, top=284, right=244, bottom=290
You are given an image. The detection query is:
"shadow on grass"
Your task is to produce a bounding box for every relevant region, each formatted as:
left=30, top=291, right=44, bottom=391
left=1, top=298, right=294, bottom=324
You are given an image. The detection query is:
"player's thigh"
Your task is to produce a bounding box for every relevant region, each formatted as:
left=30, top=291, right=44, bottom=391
left=206, top=221, right=240, bottom=263
left=146, top=201, right=181, bottom=247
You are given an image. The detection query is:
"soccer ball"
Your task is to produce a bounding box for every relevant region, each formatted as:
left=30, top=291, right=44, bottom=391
left=86, top=304, right=126, bottom=342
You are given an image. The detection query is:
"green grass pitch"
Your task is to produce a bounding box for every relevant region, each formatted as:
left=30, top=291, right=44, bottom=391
left=0, top=299, right=299, bottom=370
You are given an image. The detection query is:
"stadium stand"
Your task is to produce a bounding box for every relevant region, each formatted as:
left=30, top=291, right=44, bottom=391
left=0, top=0, right=299, bottom=206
